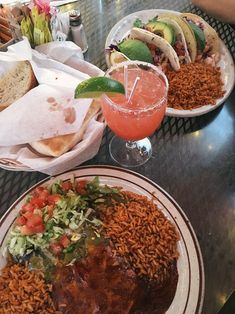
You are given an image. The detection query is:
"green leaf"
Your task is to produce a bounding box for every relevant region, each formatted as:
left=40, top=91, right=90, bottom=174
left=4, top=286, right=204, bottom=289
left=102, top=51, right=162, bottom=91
left=133, top=18, right=145, bottom=28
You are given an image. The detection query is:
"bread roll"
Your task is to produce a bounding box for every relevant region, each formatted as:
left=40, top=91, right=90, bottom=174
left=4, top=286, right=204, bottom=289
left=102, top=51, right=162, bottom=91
left=29, top=100, right=101, bottom=157
left=0, top=61, right=37, bottom=111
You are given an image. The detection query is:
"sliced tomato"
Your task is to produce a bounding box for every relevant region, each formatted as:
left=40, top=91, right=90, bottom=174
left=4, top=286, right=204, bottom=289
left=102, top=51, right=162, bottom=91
left=60, top=235, right=70, bottom=248
left=76, top=180, right=87, bottom=194
left=50, top=242, right=63, bottom=255
left=26, top=214, right=43, bottom=228
left=21, top=202, right=35, bottom=213
left=30, top=197, right=46, bottom=209
left=47, top=194, right=62, bottom=205
left=61, top=181, right=73, bottom=192
left=16, top=216, right=27, bottom=226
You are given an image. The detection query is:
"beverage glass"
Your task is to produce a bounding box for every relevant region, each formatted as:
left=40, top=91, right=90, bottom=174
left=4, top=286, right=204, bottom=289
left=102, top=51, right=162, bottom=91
left=101, top=61, right=168, bottom=167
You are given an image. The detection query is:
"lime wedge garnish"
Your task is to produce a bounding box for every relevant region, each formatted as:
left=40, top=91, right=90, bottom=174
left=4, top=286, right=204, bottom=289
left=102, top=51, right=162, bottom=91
left=75, top=77, right=125, bottom=99
left=110, top=51, right=130, bottom=65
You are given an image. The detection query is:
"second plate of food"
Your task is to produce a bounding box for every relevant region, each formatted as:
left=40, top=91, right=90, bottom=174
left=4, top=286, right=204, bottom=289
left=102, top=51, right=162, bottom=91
left=105, top=9, right=234, bottom=117
left=0, top=165, right=204, bottom=313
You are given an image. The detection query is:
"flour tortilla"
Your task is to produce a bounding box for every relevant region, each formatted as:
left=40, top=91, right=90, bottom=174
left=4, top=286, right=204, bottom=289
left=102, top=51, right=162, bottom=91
left=157, top=17, right=191, bottom=63
left=30, top=100, right=101, bottom=157
left=158, top=13, right=197, bottom=62
left=181, top=13, right=220, bottom=55
left=130, top=27, right=180, bottom=71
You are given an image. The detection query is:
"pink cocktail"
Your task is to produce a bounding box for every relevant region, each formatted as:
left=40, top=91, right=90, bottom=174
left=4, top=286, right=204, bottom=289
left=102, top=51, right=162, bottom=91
left=101, top=61, right=168, bottom=167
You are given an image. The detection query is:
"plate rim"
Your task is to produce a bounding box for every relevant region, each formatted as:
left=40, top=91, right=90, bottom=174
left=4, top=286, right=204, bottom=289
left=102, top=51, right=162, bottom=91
left=105, top=9, right=235, bottom=118
left=0, top=165, right=205, bottom=313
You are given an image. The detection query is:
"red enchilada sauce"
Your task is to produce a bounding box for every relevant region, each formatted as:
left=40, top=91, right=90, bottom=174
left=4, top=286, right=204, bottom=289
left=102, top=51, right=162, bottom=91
left=52, top=244, right=178, bottom=314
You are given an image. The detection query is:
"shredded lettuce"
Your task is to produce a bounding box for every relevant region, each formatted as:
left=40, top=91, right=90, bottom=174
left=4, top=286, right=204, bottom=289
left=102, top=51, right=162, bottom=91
left=6, top=176, right=125, bottom=262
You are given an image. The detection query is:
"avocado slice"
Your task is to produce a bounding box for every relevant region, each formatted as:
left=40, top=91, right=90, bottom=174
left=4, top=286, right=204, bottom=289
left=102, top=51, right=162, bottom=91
left=118, top=39, right=153, bottom=64
left=188, top=22, right=206, bottom=51
left=145, top=21, right=175, bottom=45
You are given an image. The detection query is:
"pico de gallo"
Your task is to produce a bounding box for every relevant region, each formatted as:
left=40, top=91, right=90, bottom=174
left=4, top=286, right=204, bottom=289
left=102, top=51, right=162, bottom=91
left=6, top=177, right=124, bottom=265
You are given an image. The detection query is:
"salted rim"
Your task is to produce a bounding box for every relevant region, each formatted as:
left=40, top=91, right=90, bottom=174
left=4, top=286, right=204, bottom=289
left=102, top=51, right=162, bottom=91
left=102, top=60, right=169, bottom=113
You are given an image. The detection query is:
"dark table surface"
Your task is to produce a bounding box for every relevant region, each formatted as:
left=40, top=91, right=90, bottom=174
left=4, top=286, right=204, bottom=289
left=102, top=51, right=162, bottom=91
left=0, top=0, right=235, bottom=313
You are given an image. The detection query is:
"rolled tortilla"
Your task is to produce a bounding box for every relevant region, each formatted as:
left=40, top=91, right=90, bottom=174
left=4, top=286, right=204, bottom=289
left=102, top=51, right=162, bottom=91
left=130, top=27, right=180, bottom=71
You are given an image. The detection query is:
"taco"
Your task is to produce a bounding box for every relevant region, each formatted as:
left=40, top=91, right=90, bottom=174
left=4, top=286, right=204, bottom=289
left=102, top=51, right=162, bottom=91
left=129, top=27, right=180, bottom=71
left=158, top=13, right=197, bottom=62
left=156, top=17, right=191, bottom=64
left=180, top=13, right=220, bottom=66
left=107, top=28, right=180, bottom=71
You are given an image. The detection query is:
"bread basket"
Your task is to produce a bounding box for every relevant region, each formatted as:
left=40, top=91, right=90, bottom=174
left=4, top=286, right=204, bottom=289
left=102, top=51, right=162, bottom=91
left=0, top=40, right=106, bottom=175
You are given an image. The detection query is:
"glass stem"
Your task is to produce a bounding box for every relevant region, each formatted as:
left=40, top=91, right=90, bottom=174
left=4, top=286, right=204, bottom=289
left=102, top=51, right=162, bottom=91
left=126, top=141, right=137, bottom=150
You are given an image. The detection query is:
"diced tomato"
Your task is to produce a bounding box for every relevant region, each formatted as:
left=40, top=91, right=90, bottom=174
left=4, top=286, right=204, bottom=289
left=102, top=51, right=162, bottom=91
left=30, top=197, right=46, bottom=209
left=38, top=191, right=50, bottom=201
left=47, top=194, right=62, bottom=205
left=16, top=216, right=27, bottom=226
left=31, top=224, right=45, bottom=234
left=21, top=202, right=35, bottom=213
left=21, top=223, right=44, bottom=235
left=33, top=186, right=48, bottom=195
left=148, top=43, right=157, bottom=51
left=61, top=181, right=73, bottom=192
left=21, top=225, right=34, bottom=236
left=23, top=211, right=34, bottom=220
left=75, top=180, right=87, bottom=194
left=35, top=186, right=46, bottom=193
left=32, top=187, right=49, bottom=202
left=50, top=242, right=63, bottom=255
left=26, top=214, right=43, bottom=228
left=47, top=204, right=54, bottom=218
left=60, top=235, right=70, bottom=248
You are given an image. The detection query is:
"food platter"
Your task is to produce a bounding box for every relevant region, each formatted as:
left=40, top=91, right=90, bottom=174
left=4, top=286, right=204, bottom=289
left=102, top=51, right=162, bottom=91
left=0, top=165, right=205, bottom=313
left=105, top=9, right=235, bottom=118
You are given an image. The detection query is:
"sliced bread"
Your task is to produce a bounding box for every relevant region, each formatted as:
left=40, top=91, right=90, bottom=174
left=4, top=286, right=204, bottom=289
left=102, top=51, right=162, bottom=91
left=0, top=61, right=37, bottom=111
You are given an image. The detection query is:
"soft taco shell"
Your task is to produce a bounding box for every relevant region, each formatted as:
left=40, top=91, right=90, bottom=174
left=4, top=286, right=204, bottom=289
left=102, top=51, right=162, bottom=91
left=158, top=13, right=197, bottom=62
left=157, top=17, right=191, bottom=63
left=181, top=13, right=220, bottom=55
left=30, top=100, right=101, bottom=157
left=130, top=27, right=180, bottom=71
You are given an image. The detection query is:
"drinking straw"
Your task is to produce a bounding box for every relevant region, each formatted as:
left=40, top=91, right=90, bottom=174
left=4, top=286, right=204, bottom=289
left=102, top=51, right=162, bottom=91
left=128, top=76, right=140, bottom=103
left=124, top=65, right=128, bottom=98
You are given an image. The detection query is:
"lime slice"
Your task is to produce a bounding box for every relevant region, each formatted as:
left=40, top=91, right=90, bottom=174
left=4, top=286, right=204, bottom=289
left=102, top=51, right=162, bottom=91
left=74, top=77, right=125, bottom=99
left=110, top=51, right=130, bottom=65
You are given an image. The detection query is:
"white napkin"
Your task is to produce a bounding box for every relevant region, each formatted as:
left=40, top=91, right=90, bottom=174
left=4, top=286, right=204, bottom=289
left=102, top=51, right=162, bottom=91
left=0, top=38, right=32, bottom=61
left=35, top=41, right=104, bottom=77
left=0, top=38, right=105, bottom=175
left=0, top=84, right=91, bottom=145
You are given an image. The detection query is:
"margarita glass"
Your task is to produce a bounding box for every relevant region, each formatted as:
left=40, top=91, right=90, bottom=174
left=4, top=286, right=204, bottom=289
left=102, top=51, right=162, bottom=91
left=101, top=61, right=168, bottom=167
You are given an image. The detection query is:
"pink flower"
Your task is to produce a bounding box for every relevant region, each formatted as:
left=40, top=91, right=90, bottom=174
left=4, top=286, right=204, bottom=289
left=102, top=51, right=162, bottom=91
left=29, top=0, right=51, bottom=15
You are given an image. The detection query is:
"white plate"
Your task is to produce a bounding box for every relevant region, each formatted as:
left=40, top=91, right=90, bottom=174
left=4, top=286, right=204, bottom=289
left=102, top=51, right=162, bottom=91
left=105, top=9, right=235, bottom=117
left=0, top=165, right=204, bottom=313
